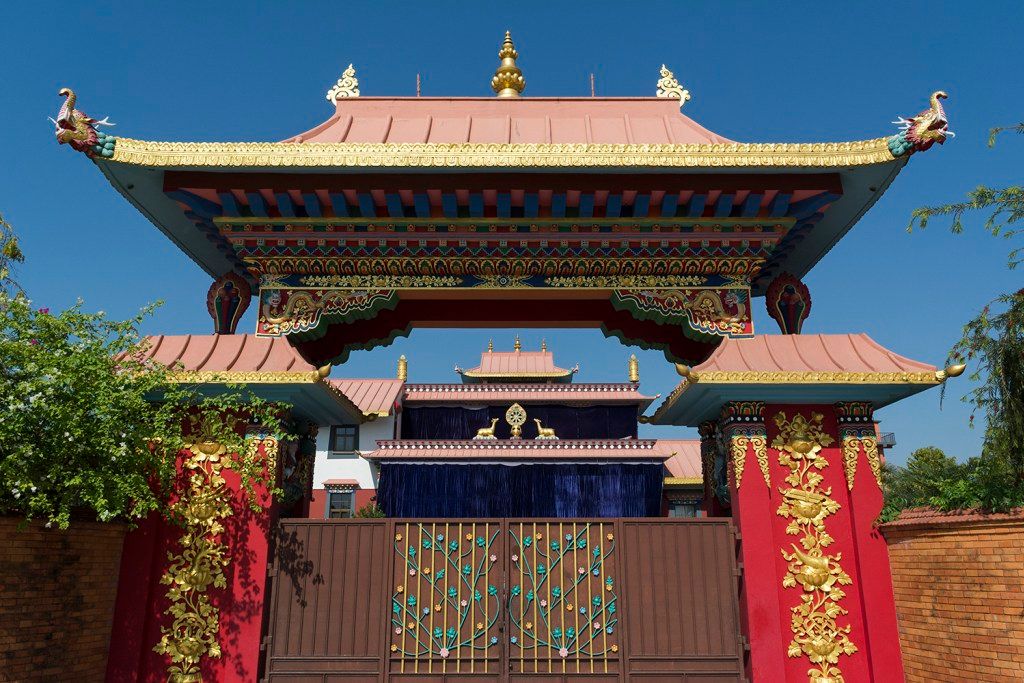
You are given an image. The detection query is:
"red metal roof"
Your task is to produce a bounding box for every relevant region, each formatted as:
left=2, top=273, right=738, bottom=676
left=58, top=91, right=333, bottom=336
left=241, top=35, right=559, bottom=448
left=404, top=383, right=655, bottom=407
left=288, top=97, right=733, bottom=146
left=367, top=439, right=670, bottom=461
left=693, top=333, right=936, bottom=375
left=139, top=334, right=318, bottom=373
left=458, top=350, right=575, bottom=379
left=659, top=440, right=702, bottom=480
left=329, top=378, right=405, bottom=416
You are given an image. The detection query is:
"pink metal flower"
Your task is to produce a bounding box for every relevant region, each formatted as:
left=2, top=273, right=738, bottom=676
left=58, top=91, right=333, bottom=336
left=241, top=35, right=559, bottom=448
left=593, top=621, right=601, bottom=630
left=395, top=627, right=402, bottom=634
left=578, top=567, right=586, bottom=575
left=439, top=647, right=449, bottom=658
left=512, top=554, right=519, bottom=562
left=409, top=569, right=416, bottom=576
left=540, top=599, right=547, bottom=607
left=489, top=554, right=497, bottom=562
left=559, top=647, right=569, bottom=658
left=460, top=599, right=468, bottom=607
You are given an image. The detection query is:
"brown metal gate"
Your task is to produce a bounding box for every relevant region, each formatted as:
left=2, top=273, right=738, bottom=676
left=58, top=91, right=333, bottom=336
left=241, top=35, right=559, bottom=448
left=264, top=519, right=743, bottom=682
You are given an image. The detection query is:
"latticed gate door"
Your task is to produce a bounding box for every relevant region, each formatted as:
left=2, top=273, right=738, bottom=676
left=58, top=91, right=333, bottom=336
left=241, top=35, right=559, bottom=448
left=386, top=520, right=622, bottom=682
left=388, top=520, right=505, bottom=679
left=506, top=521, right=621, bottom=682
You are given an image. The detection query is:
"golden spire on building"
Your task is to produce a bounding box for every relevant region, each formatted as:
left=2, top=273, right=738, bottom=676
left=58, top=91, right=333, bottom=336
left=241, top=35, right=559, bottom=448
left=397, top=354, right=408, bottom=381
left=656, top=64, right=690, bottom=109
left=541, top=338, right=547, bottom=352
left=488, top=339, right=494, bottom=352
left=327, top=64, right=360, bottom=101
left=491, top=31, right=525, bottom=98
left=628, top=354, right=640, bottom=383
left=514, top=334, right=522, bottom=351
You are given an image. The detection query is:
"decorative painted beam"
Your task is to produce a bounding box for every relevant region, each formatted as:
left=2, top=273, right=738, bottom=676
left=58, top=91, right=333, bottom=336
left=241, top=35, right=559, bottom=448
left=740, top=193, right=762, bottom=218
left=357, top=193, right=377, bottom=218
left=714, top=193, right=735, bottom=218
left=167, top=190, right=223, bottom=220
left=768, top=192, right=791, bottom=218
left=275, top=192, right=297, bottom=218
left=301, top=192, right=322, bottom=218
left=686, top=194, right=707, bottom=218
left=660, top=192, right=679, bottom=218
left=413, top=193, right=430, bottom=218
left=633, top=193, right=650, bottom=218
left=329, top=192, right=350, bottom=217
left=245, top=192, right=269, bottom=218
left=218, top=191, right=242, bottom=217
left=385, top=192, right=404, bottom=218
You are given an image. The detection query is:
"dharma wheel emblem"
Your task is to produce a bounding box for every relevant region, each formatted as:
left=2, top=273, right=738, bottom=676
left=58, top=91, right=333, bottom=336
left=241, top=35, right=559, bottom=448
left=506, top=403, right=527, bottom=439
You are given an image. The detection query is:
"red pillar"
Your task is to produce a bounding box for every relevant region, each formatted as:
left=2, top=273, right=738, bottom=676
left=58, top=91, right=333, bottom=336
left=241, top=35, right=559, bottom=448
left=106, top=437, right=278, bottom=682
left=724, top=401, right=905, bottom=682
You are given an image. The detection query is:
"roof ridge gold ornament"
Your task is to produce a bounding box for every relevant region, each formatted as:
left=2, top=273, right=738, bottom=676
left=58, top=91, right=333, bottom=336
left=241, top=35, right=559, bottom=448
left=492, top=31, right=525, bottom=98
left=656, top=65, right=690, bottom=109
left=397, top=354, right=408, bottom=381
left=327, top=64, right=360, bottom=101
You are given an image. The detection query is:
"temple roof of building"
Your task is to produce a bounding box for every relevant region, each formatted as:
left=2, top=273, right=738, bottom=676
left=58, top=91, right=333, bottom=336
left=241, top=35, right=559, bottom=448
left=366, top=438, right=671, bottom=462
left=649, top=334, right=957, bottom=426
left=659, top=440, right=702, bottom=484
left=456, top=342, right=577, bottom=383
left=329, top=378, right=405, bottom=417
left=403, top=383, right=656, bottom=409
left=136, top=334, right=362, bottom=424
left=289, top=97, right=733, bottom=145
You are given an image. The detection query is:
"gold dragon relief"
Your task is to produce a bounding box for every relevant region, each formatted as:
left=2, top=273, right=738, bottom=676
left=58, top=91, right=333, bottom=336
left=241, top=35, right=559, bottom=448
left=772, top=411, right=857, bottom=683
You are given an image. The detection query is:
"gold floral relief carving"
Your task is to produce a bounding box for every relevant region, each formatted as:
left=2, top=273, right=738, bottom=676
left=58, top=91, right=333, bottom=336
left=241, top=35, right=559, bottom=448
left=154, top=439, right=232, bottom=682
left=730, top=434, right=749, bottom=488
left=841, top=436, right=860, bottom=491
left=750, top=434, right=770, bottom=488
left=154, top=430, right=279, bottom=682
left=773, top=411, right=857, bottom=682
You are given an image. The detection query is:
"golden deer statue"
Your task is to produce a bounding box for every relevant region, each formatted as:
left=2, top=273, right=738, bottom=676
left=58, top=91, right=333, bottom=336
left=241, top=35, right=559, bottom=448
left=474, top=418, right=499, bottom=440
left=534, top=419, right=558, bottom=440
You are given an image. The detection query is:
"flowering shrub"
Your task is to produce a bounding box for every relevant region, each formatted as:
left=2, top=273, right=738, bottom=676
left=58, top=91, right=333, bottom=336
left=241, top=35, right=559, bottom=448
left=0, top=294, right=289, bottom=529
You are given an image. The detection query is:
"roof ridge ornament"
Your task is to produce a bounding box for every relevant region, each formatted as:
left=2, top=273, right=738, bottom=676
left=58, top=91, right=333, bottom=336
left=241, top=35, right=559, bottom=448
left=326, top=64, right=360, bottom=102
left=656, top=65, right=690, bottom=109
left=491, top=31, right=525, bottom=98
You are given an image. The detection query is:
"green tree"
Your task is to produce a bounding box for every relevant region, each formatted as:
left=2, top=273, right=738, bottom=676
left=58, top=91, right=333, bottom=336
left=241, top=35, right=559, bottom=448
left=0, top=219, right=290, bottom=528
left=881, top=446, right=963, bottom=521
left=907, top=121, right=1024, bottom=510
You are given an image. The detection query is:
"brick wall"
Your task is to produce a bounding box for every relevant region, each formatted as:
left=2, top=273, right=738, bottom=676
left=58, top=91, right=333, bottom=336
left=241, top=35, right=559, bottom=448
left=0, top=518, right=126, bottom=682
left=881, top=508, right=1024, bottom=682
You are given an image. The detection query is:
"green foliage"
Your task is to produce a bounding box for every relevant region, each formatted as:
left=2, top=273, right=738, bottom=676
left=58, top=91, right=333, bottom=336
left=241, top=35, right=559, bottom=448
left=897, top=121, right=1024, bottom=516
left=0, top=212, right=23, bottom=295
left=354, top=500, right=386, bottom=518
left=0, top=292, right=290, bottom=529
left=881, top=446, right=1024, bottom=521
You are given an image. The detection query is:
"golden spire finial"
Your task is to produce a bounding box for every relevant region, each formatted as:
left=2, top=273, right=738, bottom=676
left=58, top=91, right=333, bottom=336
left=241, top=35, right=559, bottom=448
left=488, top=339, right=494, bottom=352
left=514, top=335, right=521, bottom=351
left=492, top=31, right=525, bottom=98
left=656, top=64, right=690, bottom=109
left=397, top=354, right=408, bottom=381
left=541, top=338, right=547, bottom=352
left=327, top=64, right=360, bottom=102
left=628, top=354, right=639, bottom=383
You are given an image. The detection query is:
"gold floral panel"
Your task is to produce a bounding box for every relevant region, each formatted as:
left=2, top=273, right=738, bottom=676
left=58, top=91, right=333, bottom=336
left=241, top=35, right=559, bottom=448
left=773, top=411, right=858, bottom=682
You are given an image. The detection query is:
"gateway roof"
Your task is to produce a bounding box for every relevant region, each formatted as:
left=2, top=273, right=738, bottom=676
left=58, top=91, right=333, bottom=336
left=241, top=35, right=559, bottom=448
left=649, top=334, right=960, bottom=426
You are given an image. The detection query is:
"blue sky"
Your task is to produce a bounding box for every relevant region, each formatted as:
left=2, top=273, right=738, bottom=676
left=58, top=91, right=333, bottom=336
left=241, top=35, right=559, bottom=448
left=3, top=1, right=1021, bottom=464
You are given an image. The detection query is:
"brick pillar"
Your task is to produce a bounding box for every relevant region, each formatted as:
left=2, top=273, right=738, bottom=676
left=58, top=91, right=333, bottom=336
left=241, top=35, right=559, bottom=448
left=726, top=402, right=905, bottom=682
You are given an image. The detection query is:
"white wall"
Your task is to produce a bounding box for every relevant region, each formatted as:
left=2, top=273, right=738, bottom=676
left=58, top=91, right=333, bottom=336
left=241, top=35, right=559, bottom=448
left=310, top=415, right=395, bottom=490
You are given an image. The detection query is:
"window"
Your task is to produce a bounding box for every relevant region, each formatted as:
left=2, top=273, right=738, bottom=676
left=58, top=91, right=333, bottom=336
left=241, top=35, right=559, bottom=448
left=327, top=491, right=354, bottom=519
left=329, top=424, right=359, bottom=457
left=668, top=500, right=699, bottom=518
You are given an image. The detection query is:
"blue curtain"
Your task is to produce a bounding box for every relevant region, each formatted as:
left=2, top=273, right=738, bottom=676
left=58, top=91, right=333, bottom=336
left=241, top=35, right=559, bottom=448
left=378, top=463, right=663, bottom=517
left=401, top=405, right=638, bottom=440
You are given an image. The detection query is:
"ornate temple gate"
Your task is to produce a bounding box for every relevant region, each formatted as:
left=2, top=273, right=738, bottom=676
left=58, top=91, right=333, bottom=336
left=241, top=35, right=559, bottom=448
left=264, top=518, right=744, bottom=682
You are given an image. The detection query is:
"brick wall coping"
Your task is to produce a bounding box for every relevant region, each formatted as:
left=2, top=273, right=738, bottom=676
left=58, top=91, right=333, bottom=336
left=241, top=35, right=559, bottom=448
left=880, top=505, right=1024, bottom=532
